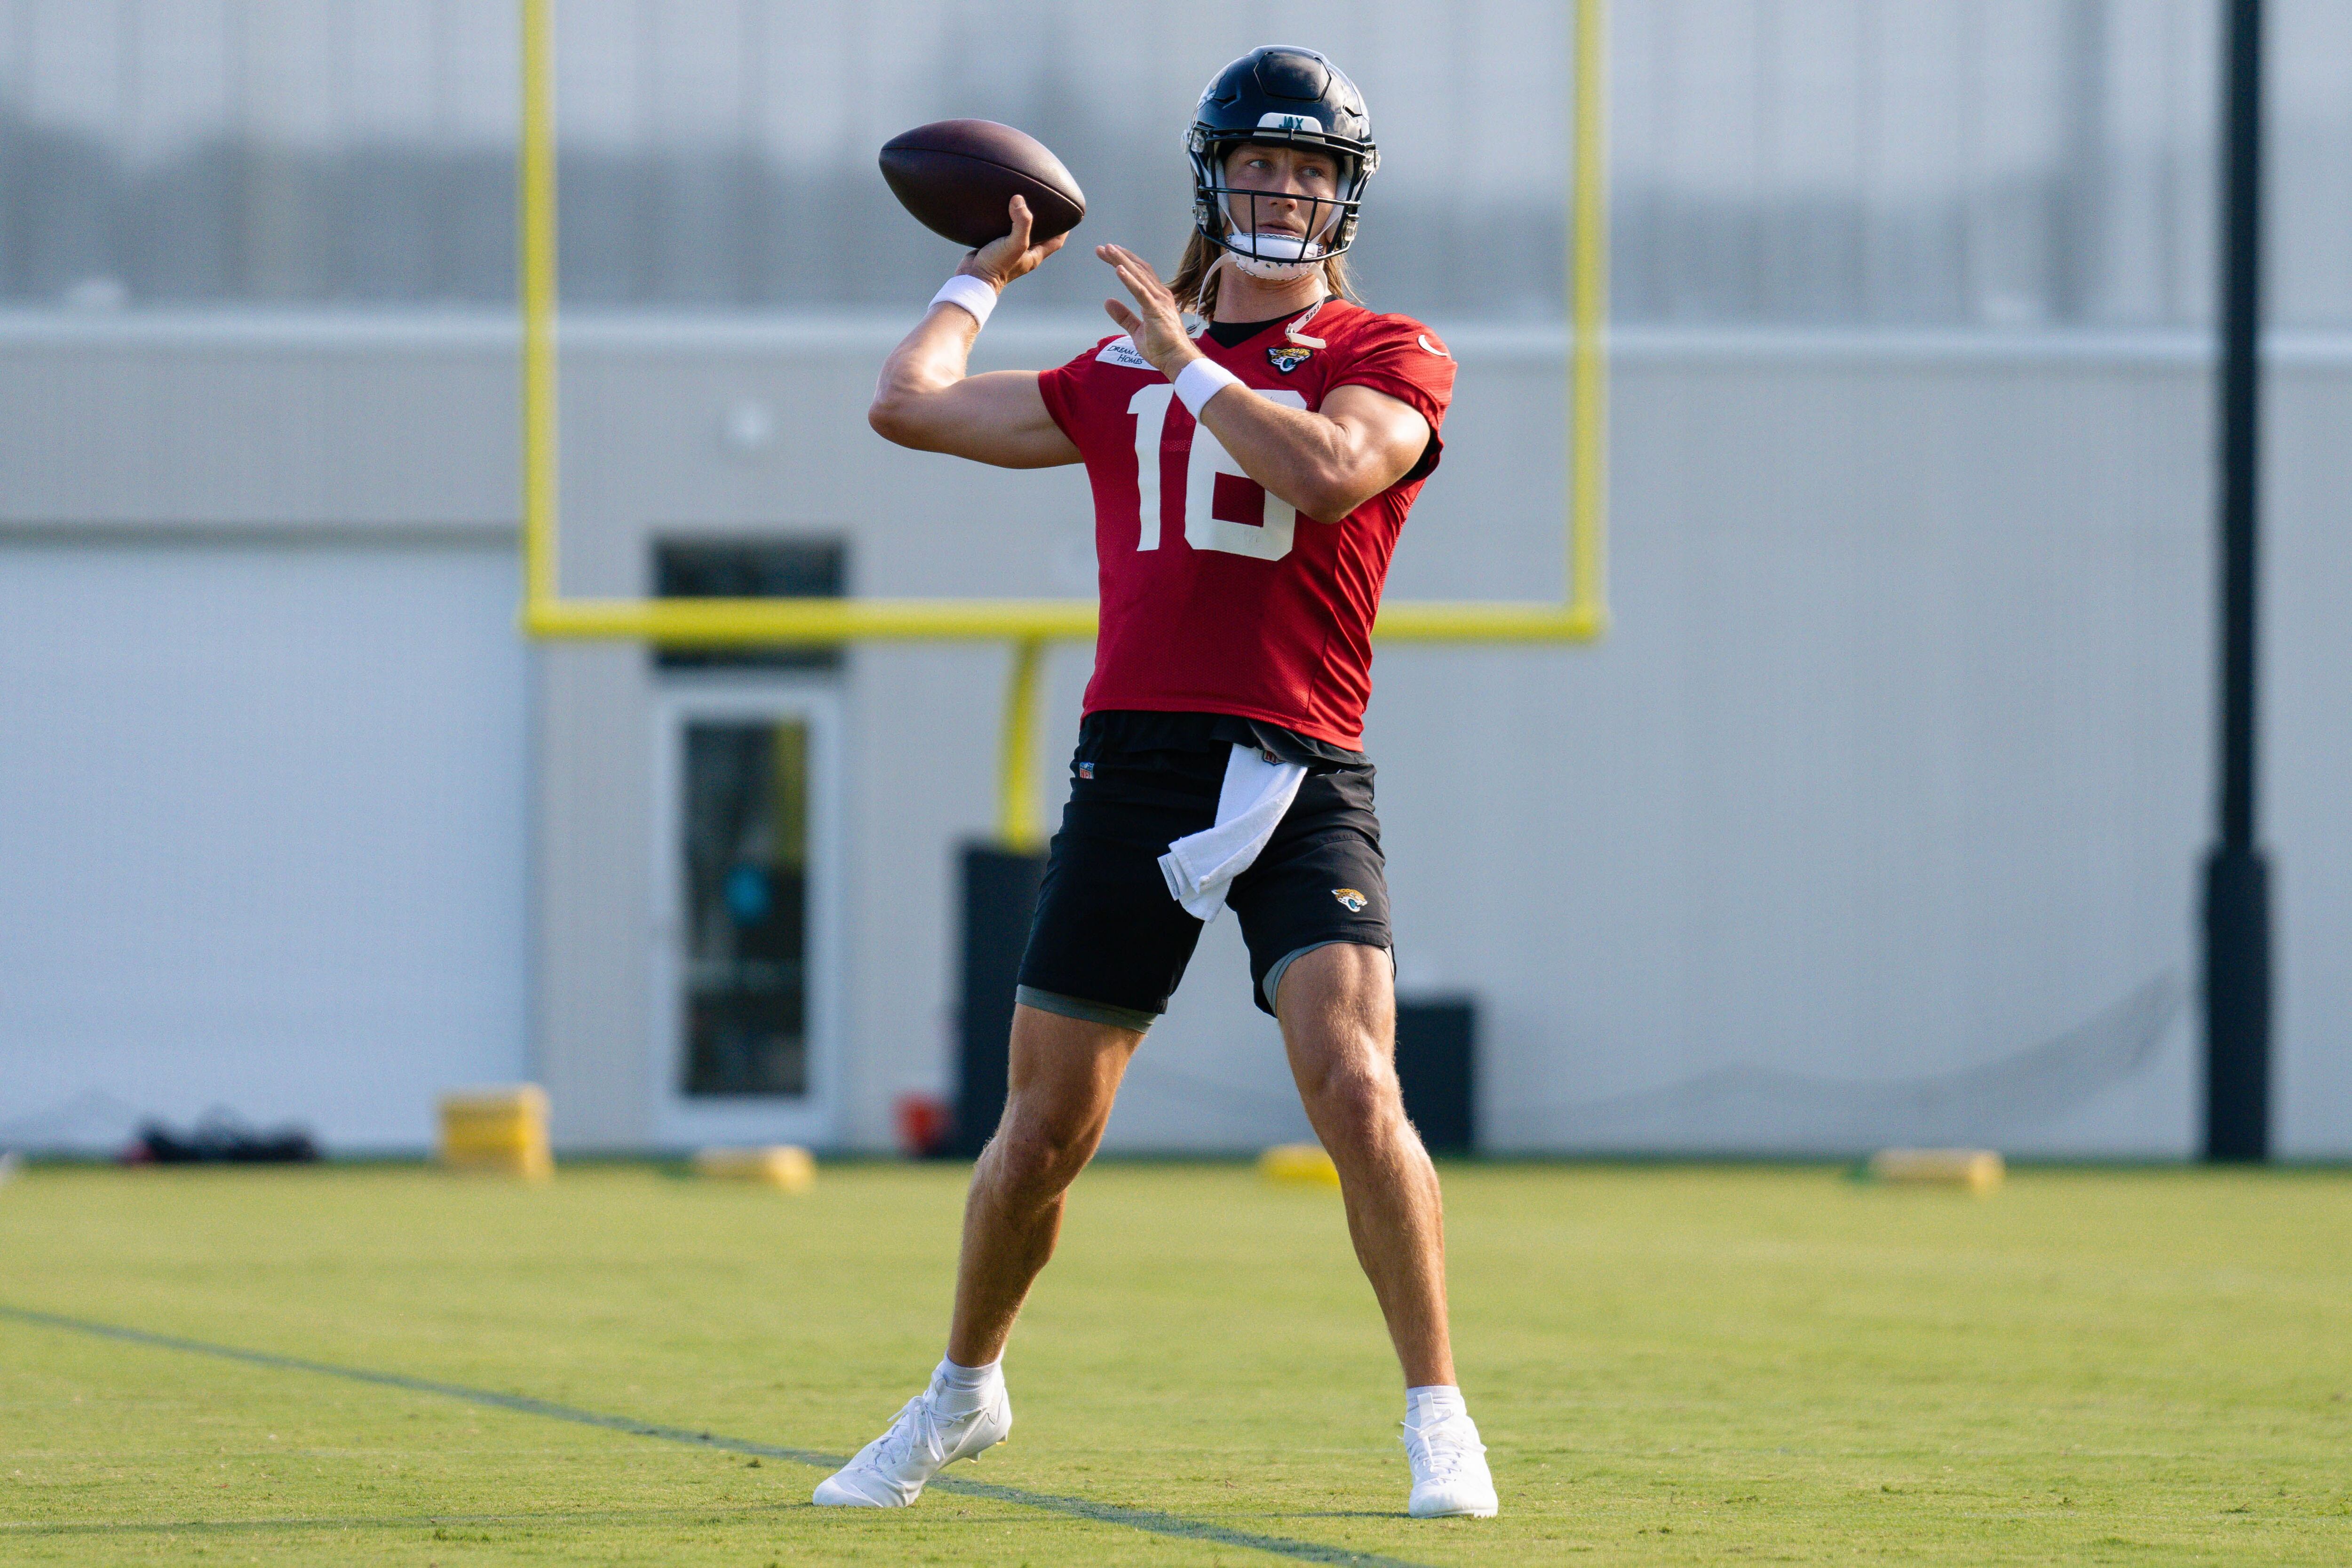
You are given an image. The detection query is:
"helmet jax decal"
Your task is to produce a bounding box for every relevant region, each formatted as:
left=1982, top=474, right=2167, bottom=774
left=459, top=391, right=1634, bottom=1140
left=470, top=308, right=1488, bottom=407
left=1267, top=344, right=1314, bottom=374
left=1332, top=887, right=1369, bottom=912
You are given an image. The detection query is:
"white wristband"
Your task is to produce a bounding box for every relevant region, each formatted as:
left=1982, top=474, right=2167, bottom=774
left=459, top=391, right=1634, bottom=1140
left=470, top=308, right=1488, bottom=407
left=1173, top=357, right=1242, bottom=417
left=931, top=273, right=999, bottom=329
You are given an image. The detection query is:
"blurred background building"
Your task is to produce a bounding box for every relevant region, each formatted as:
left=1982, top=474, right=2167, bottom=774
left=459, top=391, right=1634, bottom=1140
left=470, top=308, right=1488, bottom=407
left=1, top=0, right=2346, bottom=1157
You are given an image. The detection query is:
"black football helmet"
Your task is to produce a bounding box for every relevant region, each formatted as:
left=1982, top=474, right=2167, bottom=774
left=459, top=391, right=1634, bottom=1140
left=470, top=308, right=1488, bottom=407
left=1187, top=46, right=1379, bottom=272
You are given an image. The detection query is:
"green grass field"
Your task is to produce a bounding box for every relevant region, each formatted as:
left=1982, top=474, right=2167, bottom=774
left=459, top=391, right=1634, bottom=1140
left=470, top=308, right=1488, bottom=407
left=1, top=1161, right=2347, bottom=1565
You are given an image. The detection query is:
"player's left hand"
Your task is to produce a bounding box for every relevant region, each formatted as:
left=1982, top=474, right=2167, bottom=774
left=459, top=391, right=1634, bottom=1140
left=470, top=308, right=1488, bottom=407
left=1097, top=244, right=1200, bottom=377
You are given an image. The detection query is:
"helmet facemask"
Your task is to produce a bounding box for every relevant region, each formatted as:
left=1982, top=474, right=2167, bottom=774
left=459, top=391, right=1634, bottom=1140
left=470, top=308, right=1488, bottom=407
left=1188, top=124, right=1376, bottom=280
left=1216, top=190, right=1341, bottom=281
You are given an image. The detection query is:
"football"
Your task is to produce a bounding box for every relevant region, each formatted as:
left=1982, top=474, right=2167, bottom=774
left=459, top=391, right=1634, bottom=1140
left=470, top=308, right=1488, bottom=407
left=879, top=120, right=1086, bottom=250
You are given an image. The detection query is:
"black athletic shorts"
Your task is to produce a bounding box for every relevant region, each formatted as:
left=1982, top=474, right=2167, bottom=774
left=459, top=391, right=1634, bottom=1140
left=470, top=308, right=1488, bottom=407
left=1015, top=710, right=1392, bottom=1024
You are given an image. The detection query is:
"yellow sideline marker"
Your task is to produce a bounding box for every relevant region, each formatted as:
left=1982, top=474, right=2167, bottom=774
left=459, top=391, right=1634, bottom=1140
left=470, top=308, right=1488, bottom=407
left=437, top=1086, right=553, bottom=1179
left=1868, top=1148, right=2005, bottom=1193
left=1258, top=1144, right=1342, bottom=1189
left=692, top=1146, right=817, bottom=1192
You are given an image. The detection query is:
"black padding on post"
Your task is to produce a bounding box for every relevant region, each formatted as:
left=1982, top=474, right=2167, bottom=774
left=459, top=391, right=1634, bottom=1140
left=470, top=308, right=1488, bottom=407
left=2203, top=847, right=2272, bottom=1162
left=954, top=843, right=1047, bottom=1158
left=1394, top=996, right=1477, bottom=1154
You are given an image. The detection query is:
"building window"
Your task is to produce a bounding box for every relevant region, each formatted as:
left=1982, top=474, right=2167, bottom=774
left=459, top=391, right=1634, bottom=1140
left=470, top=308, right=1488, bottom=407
left=653, top=537, right=846, bottom=671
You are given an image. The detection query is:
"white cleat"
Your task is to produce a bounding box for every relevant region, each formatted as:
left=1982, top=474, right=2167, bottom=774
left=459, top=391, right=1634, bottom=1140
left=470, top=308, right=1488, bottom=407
left=811, top=1381, right=1012, bottom=1508
left=1403, top=1411, right=1499, bottom=1518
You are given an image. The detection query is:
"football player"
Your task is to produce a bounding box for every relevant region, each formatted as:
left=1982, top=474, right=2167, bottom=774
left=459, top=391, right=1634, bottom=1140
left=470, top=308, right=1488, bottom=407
left=818, top=46, right=1496, bottom=1520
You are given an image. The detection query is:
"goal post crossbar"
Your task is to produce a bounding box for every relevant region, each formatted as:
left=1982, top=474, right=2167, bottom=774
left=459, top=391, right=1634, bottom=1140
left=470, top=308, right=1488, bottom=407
left=516, top=0, right=1609, bottom=652
left=516, top=0, right=1611, bottom=845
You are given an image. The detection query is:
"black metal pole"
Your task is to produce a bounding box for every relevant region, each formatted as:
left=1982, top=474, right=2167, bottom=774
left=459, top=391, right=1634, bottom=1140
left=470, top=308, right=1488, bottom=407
left=2202, top=0, right=2271, bottom=1162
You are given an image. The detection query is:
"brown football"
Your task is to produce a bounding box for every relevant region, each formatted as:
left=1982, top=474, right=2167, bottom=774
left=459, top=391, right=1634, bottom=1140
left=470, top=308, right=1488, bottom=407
left=879, top=120, right=1086, bottom=250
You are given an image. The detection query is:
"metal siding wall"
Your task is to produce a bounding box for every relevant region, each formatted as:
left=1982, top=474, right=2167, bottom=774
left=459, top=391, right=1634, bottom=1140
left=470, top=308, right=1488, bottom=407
left=532, top=639, right=655, bottom=1148
left=0, top=318, right=515, bottom=525
left=7, top=0, right=2350, bottom=326
left=0, top=536, right=530, bottom=1153
left=2266, top=350, right=2352, bottom=1158
left=1373, top=336, right=2212, bottom=1155
left=533, top=323, right=1100, bottom=1150
left=2, top=318, right=2345, bottom=1157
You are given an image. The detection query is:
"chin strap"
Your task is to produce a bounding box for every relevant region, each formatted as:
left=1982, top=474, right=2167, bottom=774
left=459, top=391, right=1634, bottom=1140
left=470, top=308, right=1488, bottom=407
left=1191, top=255, right=1332, bottom=348
left=1186, top=257, right=1220, bottom=338
left=1186, top=254, right=1229, bottom=338
left=1283, top=295, right=1330, bottom=350
left=1200, top=224, right=1335, bottom=347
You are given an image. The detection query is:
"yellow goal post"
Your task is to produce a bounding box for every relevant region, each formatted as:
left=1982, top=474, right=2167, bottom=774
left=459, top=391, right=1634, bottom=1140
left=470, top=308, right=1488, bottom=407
left=516, top=0, right=1610, bottom=844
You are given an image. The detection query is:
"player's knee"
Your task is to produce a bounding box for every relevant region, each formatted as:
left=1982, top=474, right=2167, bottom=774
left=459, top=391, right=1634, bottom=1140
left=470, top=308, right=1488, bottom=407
left=987, top=1118, right=1094, bottom=1196
left=1307, top=1060, right=1406, bottom=1147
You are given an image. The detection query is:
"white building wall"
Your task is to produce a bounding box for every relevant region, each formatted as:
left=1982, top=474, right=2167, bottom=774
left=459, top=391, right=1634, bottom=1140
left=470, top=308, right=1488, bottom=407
left=2266, top=347, right=2352, bottom=1159
left=0, top=533, right=530, bottom=1153
left=1381, top=332, right=2213, bottom=1156
left=0, top=313, right=2344, bottom=1159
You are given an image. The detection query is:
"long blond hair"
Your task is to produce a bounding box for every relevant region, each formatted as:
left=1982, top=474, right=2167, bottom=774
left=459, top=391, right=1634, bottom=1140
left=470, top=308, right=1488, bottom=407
left=1168, top=229, right=1360, bottom=320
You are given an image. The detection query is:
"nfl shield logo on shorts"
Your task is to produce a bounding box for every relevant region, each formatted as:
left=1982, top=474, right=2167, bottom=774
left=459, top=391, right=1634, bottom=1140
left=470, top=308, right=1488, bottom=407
left=1332, top=887, right=1368, bottom=912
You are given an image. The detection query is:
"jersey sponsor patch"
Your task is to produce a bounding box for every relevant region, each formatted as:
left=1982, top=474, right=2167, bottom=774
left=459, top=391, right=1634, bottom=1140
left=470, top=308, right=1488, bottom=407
left=1095, top=336, right=1156, bottom=371
left=1267, top=343, right=1313, bottom=374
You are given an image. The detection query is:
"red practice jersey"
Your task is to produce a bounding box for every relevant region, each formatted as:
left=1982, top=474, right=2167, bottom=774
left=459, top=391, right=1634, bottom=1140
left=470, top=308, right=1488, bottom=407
left=1037, top=298, right=1455, bottom=750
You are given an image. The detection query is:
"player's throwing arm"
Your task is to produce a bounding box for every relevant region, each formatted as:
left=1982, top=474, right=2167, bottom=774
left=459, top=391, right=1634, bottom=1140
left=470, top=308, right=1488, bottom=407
left=868, top=215, right=1429, bottom=523
left=866, top=194, right=1079, bottom=469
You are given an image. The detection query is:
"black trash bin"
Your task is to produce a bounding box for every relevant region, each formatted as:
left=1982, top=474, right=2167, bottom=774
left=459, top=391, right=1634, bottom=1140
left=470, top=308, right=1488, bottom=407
left=950, top=843, right=1046, bottom=1158
left=1394, top=995, right=1477, bottom=1154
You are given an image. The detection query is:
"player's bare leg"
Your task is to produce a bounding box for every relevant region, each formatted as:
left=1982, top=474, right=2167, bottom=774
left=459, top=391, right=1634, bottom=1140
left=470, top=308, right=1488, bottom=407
left=1276, top=941, right=1498, bottom=1517
left=1274, top=942, right=1451, bottom=1380
left=948, top=1004, right=1144, bottom=1365
left=816, top=1004, right=1140, bottom=1506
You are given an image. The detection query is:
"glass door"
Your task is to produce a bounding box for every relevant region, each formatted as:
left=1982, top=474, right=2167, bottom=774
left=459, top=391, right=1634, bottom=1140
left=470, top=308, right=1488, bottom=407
left=651, top=684, right=841, bottom=1148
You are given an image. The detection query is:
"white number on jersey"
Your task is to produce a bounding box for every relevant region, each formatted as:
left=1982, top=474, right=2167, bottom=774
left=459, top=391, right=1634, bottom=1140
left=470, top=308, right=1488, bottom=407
left=1126, top=383, right=1312, bottom=560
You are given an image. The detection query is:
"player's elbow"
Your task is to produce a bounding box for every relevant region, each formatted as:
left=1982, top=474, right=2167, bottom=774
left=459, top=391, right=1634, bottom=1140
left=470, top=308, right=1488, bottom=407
left=1291, top=469, right=1375, bottom=524
left=866, top=390, right=928, bottom=448
left=1298, top=443, right=1421, bottom=521
left=870, top=379, right=969, bottom=450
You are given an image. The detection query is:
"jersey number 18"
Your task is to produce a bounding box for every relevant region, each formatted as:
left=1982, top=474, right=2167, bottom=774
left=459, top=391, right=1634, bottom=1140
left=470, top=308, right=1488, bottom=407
left=1127, top=384, right=1312, bottom=561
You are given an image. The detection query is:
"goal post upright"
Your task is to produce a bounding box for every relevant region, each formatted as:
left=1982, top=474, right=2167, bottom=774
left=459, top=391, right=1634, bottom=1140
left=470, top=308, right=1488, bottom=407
left=1568, top=0, right=1610, bottom=634
left=519, top=0, right=558, bottom=610
left=996, top=639, right=1048, bottom=853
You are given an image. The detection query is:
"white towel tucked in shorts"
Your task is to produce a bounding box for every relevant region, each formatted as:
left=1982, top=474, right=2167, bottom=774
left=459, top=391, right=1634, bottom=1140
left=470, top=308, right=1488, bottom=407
left=1156, top=743, right=1310, bottom=921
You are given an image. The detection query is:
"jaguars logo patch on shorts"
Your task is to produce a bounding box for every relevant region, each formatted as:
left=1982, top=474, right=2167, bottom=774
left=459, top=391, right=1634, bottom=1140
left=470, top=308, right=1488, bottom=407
left=1332, top=887, right=1369, bottom=912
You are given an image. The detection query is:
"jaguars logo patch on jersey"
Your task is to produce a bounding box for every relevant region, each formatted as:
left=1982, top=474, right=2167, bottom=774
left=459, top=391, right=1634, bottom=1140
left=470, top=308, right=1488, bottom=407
left=1332, top=887, right=1369, bottom=912
left=1267, top=344, right=1313, bottom=374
